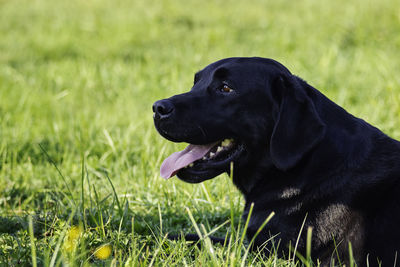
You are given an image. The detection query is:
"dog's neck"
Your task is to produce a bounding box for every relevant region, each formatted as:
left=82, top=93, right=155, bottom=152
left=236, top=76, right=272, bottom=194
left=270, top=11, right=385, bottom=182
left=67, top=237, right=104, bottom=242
left=233, top=87, right=379, bottom=199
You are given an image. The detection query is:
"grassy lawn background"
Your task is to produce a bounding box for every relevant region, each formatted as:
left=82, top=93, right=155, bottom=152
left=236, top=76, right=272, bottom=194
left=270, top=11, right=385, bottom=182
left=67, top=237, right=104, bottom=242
left=0, top=0, right=399, bottom=265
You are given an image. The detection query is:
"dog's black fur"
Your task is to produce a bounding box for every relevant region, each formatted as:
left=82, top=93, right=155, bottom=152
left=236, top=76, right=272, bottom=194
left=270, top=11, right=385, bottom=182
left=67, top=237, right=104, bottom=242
left=153, top=57, right=400, bottom=266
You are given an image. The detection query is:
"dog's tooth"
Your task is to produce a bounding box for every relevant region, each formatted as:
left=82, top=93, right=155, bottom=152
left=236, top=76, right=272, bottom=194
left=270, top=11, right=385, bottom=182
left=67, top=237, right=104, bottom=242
left=210, top=152, right=215, bottom=158
left=221, top=139, right=232, bottom=147
left=189, top=163, right=194, bottom=167
left=217, top=146, right=223, bottom=153
left=202, top=157, right=206, bottom=160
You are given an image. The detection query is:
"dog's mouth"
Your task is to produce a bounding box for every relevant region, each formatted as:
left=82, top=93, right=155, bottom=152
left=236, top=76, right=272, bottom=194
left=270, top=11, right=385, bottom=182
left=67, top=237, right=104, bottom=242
left=160, top=139, right=243, bottom=183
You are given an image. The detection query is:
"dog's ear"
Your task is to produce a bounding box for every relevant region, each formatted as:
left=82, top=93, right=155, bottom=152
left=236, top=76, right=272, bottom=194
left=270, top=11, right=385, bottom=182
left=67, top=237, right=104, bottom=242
left=270, top=74, right=326, bottom=171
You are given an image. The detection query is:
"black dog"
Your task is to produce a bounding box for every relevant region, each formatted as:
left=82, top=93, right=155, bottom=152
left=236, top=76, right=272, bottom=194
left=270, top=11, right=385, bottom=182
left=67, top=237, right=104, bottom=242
left=153, top=57, right=400, bottom=266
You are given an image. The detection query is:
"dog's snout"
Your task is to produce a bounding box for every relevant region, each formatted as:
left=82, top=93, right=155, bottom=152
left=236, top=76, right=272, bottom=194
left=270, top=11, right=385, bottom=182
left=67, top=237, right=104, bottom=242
left=153, top=100, right=174, bottom=119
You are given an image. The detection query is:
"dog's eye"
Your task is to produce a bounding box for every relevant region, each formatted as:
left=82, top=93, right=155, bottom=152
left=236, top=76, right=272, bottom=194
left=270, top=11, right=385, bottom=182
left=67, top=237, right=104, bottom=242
left=221, top=84, right=233, bottom=93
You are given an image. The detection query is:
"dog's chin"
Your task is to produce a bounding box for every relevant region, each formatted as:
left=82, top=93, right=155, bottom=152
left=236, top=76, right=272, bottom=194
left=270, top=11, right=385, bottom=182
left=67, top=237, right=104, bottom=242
left=176, top=142, right=246, bottom=183
left=176, top=168, right=223, bottom=183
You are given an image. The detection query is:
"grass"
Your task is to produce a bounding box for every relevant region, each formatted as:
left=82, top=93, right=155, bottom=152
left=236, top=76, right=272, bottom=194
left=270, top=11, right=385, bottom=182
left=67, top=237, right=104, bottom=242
left=0, top=0, right=399, bottom=265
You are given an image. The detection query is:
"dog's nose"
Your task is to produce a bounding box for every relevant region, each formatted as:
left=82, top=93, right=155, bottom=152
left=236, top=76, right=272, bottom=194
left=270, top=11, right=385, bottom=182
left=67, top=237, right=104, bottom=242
left=152, top=99, right=174, bottom=119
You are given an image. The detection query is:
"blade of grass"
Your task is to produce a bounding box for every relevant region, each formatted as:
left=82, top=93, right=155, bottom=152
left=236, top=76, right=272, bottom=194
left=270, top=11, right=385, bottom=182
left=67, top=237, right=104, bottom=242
left=186, top=207, right=218, bottom=266
left=291, top=213, right=308, bottom=263
left=80, top=153, right=87, bottom=229
left=204, top=220, right=230, bottom=239
left=158, top=203, right=163, bottom=236
left=28, top=216, right=37, bottom=267
left=39, top=143, right=75, bottom=206
left=241, top=211, right=275, bottom=267
left=200, top=224, right=217, bottom=263
left=104, top=171, right=123, bottom=217
left=185, top=206, right=204, bottom=240
left=149, top=234, right=168, bottom=267
left=306, top=226, right=313, bottom=267
left=239, top=202, right=254, bottom=248
left=349, top=241, right=355, bottom=267
left=332, top=235, right=343, bottom=266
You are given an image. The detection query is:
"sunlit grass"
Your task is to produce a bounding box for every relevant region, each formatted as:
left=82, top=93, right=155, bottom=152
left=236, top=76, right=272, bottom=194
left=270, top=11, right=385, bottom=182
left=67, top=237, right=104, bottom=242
left=0, top=0, right=399, bottom=265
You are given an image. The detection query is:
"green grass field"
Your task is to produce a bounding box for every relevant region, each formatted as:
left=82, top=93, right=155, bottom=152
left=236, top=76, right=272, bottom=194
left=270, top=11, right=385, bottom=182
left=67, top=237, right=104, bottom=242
left=1, top=0, right=400, bottom=265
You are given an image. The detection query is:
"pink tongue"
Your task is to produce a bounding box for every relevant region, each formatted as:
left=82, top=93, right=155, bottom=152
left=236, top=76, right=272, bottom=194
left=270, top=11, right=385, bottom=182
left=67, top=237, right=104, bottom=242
left=160, top=142, right=218, bottom=179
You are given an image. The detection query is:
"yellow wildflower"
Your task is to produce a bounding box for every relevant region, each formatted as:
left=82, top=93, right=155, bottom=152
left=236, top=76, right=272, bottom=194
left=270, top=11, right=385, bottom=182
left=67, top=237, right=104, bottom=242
left=63, top=225, right=83, bottom=252
left=94, top=244, right=112, bottom=260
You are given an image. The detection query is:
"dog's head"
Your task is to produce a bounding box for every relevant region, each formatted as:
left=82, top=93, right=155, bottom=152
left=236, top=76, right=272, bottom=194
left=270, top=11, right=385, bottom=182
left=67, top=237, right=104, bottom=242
left=153, top=57, right=326, bottom=183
